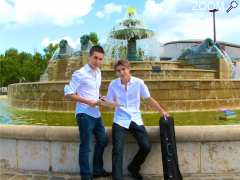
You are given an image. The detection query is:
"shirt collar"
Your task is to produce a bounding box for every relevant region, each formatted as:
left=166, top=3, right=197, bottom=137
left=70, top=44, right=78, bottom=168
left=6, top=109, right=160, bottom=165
left=117, top=76, right=134, bottom=86
left=85, top=63, right=100, bottom=73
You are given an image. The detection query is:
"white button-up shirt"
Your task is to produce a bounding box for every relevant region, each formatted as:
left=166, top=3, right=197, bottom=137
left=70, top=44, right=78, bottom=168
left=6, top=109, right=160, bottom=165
left=64, top=64, right=101, bottom=118
left=106, top=76, right=151, bottom=128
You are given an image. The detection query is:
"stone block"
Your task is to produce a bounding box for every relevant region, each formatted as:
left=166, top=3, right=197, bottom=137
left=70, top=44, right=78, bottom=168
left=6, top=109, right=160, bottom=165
left=177, top=142, right=201, bottom=174
left=201, top=142, right=240, bottom=173
left=17, top=140, right=49, bottom=171
left=0, top=139, right=17, bottom=169
left=51, top=142, right=79, bottom=172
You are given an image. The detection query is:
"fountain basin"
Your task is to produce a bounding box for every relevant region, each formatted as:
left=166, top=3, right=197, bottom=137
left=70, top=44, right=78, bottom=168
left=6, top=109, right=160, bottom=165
left=8, top=79, right=240, bottom=112
left=109, top=28, right=154, bottom=40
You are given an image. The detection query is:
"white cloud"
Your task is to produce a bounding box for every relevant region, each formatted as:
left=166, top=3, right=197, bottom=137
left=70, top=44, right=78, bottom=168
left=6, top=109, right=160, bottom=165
left=96, top=11, right=104, bottom=18
left=41, top=36, right=80, bottom=49
left=0, top=0, right=15, bottom=24
left=96, top=3, right=122, bottom=18
left=143, top=0, right=240, bottom=44
left=0, top=0, right=95, bottom=26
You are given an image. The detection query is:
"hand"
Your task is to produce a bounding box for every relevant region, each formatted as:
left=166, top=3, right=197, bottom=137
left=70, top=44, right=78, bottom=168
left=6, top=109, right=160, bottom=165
left=88, top=100, right=99, bottom=107
left=161, top=111, right=169, bottom=117
left=99, top=96, right=106, bottom=101
left=98, top=99, right=120, bottom=108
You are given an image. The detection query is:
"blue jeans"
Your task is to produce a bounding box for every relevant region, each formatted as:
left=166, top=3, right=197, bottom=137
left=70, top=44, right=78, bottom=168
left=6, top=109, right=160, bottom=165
left=76, top=113, right=108, bottom=180
left=112, top=122, right=151, bottom=180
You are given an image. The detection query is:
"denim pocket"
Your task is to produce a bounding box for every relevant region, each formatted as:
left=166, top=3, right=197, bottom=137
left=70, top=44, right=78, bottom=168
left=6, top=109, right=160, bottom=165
left=77, top=113, right=84, bottom=119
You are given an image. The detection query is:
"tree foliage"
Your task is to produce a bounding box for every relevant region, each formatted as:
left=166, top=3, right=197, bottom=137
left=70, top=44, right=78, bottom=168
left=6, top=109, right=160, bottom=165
left=0, top=43, right=58, bottom=87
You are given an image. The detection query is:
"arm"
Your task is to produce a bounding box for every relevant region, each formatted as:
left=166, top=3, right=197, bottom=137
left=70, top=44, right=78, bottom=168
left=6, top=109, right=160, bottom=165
left=64, top=72, right=98, bottom=107
left=146, top=97, right=169, bottom=116
left=101, top=81, right=119, bottom=108
left=65, top=93, right=98, bottom=107
left=140, top=80, right=169, bottom=116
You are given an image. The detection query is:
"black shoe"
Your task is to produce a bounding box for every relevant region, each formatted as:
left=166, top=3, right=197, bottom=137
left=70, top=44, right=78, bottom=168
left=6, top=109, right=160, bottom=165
left=93, top=171, right=112, bottom=178
left=128, top=166, right=143, bottom=180
left=81, top=176, right=93, bottom=180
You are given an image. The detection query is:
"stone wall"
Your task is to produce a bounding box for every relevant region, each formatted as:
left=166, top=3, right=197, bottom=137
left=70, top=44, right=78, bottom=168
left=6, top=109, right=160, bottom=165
left=1, top=125, right=240, bottom=179
left=180, top=56, right=232, bottom=79
left=8, top=80, right=240, bottom=112
left=46, top=60, right=215, bottom=81
left=101, top=68, right=215, bottom=80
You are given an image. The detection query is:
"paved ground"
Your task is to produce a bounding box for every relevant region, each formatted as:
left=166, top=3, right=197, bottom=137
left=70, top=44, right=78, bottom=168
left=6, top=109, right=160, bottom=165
left=1, top=169, right=240, bottom=180
left=0, top=169, right=162, bottom=180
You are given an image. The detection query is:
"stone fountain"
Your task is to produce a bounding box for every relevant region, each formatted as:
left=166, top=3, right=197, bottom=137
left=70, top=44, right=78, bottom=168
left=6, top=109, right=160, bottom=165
left=7, top=8, right=240, bottom=113
left=3, top=7, right=240, bottom=180
left=109, top=7, right=153, bottom=61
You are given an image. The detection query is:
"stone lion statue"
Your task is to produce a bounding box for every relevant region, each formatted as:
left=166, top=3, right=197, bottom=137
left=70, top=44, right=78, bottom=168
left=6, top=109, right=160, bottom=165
left=52, top=39, right=74, bottom=60
left=178, top=38, right=230, bottom=60
left=80, top=35, right=92, bottom=52
left=178, top=38, right=232, bottom=78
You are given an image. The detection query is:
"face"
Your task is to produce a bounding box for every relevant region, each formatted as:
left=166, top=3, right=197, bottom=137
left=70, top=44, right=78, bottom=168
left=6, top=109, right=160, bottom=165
left=89, top=51, right=104, bottom=69
left=116, top=65, right=130, bottom=80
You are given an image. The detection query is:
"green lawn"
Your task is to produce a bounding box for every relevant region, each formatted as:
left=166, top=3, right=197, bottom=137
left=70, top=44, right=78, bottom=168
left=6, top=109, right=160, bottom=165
left=1, top=97, right=239, bottom=126
left=6, top=109, right=240, bottom=126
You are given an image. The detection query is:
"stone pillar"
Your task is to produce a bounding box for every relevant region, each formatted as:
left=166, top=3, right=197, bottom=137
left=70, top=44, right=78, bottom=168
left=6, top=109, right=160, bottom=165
left=215, top=58, right=232, bottom=79
left=127, top=38, right=137, bottom=61
left=81, top=52, right=89, bottom=65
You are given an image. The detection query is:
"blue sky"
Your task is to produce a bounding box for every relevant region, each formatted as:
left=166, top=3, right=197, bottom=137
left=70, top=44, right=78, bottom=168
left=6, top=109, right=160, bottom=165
left=0, top=0, right=239, bottom=54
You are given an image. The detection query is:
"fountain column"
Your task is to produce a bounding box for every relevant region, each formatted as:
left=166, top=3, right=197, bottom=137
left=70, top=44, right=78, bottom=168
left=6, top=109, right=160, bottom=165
left=127, top=38, right=137, bottom=61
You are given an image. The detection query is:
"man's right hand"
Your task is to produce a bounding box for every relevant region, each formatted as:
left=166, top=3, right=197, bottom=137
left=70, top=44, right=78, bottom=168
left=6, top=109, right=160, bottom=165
left=161, top=110, right=170, bottom=117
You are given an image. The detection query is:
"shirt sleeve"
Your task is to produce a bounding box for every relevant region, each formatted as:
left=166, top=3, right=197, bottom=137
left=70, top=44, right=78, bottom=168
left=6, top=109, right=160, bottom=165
left=140, top=80, right=151, bottom=99
left=64, top=72, right=81, bottom=96
left=105, top=81, right=115, bottom=102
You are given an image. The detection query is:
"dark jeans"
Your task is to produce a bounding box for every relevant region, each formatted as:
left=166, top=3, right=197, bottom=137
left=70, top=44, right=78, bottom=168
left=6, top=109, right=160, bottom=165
left=112, top=122, right=151, bottom=180
left=76, top=113, right=108, bottom=180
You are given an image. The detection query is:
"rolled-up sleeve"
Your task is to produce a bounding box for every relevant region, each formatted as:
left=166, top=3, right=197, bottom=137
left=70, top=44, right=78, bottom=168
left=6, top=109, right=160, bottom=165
left=106, top=82, right=115, bottom=102
left=64, top=72, right=81, bottom=96
left=140, top=80, right=150, bottom=99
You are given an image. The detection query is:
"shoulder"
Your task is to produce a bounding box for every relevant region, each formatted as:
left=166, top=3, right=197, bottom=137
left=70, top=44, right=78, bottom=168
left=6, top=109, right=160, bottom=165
left=109, top=78, right=119, bottom=88
left=132, top=76, right=144, bottom=85
left=72, top=66, right=85, bottom=79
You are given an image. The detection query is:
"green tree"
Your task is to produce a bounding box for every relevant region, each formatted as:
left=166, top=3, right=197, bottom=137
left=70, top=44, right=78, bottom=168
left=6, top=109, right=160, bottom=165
left=43, top=43, right=58, bottom=61
left=0, top=45, right=58, bottom=86
left=4, top=48, right=18, bottom=58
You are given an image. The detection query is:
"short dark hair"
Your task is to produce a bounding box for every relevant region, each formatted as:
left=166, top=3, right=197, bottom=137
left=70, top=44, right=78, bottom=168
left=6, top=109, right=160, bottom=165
left=114, top=60, right=131, bottom=70
left=89, top=45, right=105, bottom=56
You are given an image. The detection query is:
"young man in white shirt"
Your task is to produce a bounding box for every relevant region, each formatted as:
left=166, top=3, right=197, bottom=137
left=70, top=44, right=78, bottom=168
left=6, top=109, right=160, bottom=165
left=105, top=60, right=169, bottom=180
left=64, top=46, right=111, bottom=180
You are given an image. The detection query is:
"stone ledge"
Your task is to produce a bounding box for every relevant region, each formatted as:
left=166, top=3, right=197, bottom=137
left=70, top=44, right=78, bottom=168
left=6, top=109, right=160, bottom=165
left=1, top=125, right=240, bottom=142
left=1, top=125, right=240, bottom=175
left=101, top=68, right=216, bottom=72
left=8, top=79, right=240, bottom=86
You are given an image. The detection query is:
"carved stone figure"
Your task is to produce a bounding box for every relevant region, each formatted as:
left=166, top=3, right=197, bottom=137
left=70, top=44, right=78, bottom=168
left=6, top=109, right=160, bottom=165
left=52, top=39, right=74, bottom=60
left=80, top=35, right=92, bottom=52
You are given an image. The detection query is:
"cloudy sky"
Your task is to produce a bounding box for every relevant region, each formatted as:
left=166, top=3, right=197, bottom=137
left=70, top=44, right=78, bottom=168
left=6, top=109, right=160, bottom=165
left=0, top=0, right=239, bottom=54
